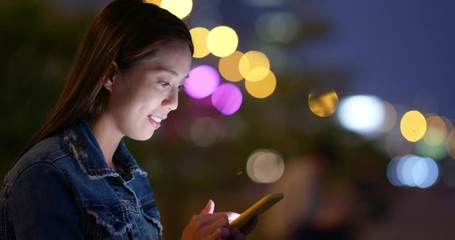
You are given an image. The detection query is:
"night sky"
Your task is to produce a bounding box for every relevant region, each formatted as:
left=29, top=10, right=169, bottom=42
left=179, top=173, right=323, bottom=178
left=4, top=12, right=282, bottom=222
left=315, top=0, right=455, bottom=120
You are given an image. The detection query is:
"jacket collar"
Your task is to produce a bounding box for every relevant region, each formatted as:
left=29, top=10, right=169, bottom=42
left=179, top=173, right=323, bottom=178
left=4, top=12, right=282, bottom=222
left=63, top=119, right=144, bottom=180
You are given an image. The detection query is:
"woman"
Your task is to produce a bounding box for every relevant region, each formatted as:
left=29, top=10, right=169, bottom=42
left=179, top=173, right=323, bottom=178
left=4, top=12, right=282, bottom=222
left=0, top=0, right=256, bottom=239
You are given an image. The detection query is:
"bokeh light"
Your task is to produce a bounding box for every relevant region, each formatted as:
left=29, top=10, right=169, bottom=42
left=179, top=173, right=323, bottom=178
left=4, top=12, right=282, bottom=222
left=387, top=154, right=439, bottom=188
left=400, top=110, right=427, bottom=142
left=160, top=0, right=193, bottom=19
left=239, top=50, right=271, bottom=82
left=447, top=130, right=455, bottom=159
left=259, top=45, right=287, bottom=74
left=145, top=0, right=162, bottom=5
left=246, top=149, right=285, bottom=183
left=337, top=95, right=385, bottom=137
left=189, top=117, right=223, bottom=147
left=218, top=51, right=244, bottom=82
left=423, top=115, right=448, bottom=146
left=308, top=90, right=338, bottom=117
left=207, top=26, right=239, bottom=57
left=244, top=70, right=277, bottom=99
left=211, top=83, right=243, bottom=115
left=185, top=65, right=219, bottom=99
left=255, top=11, right=299, bottom=43
left=377, top=101, right=397, bottom=132
left=190, top=27, right=210, bottom=58
left=415, top=140, right=448, bottom=160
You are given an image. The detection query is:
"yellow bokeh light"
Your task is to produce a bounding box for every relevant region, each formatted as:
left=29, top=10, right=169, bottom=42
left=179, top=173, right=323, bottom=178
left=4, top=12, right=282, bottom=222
left=144, top=0, right=162, bottom=5
left=400, top=110, right=427, bottom=142
left=239, top=50, right=270, bottom=82
left=206, top=26, right=239, bottom=57
left=218, top=51, right=244, bottom=82
left=423, top=115, right=448, bottom=146
left=160, top=0, right=193, bottom=19
left=308, top=90, right=338, bottom=117
left=190, top=27, right=210, bottom=58
left=245, top=71, right=276, bottom=99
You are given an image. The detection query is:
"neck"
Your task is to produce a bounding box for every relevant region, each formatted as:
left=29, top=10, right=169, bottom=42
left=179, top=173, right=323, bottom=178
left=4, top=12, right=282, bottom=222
left=90, top=116, right=123, bottom=171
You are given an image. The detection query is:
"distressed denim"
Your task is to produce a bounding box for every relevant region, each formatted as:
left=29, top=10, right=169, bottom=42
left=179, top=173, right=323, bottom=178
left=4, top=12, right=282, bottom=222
left=0, top=120, right=162, bottom=239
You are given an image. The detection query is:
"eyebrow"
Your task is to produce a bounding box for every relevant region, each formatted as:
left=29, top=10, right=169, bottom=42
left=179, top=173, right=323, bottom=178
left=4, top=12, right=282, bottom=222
left=155, top=66, right=189, bottom=79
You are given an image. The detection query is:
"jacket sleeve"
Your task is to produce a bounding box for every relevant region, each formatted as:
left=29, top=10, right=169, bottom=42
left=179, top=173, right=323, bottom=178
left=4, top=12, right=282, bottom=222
left=6, top=162, right=84, bottom=240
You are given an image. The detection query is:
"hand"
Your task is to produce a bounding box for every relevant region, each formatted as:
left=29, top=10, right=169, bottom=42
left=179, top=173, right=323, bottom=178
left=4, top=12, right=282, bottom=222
left=229, top=215, right=259, bottom=240
left=181, top=200, right=235, bottom=240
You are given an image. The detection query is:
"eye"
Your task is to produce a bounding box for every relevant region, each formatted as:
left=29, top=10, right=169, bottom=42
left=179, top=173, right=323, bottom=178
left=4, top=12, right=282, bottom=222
left=158, top=80, right=170, bottom=87
left=178, top=84, right=185, bottom=92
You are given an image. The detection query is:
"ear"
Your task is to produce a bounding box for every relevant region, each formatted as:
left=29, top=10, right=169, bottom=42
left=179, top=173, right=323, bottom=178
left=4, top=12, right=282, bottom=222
left=103, top=62, right=120, bottom=92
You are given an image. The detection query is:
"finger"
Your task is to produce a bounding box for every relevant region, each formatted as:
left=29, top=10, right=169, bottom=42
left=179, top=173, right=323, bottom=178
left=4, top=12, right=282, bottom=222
left=225, top=212, right=240, bottom=222
left=207, top=226, right=229, bottom=240
left=240, top=215, right=259, bottom=236
left=201, top=199, right=215, bottom=214
left=229, top=227, right=245, bottom=240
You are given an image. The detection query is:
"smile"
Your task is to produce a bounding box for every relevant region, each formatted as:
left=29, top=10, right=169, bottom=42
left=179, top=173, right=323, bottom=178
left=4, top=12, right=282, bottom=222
left=149, top=115, right=163, bottom=123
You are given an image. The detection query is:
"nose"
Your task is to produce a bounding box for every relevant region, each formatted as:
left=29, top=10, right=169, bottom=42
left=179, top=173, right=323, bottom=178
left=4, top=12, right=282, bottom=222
left=162, top=88, right=179, bottom=111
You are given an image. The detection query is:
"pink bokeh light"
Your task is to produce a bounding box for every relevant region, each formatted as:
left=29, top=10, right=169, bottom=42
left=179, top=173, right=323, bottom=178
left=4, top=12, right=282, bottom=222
left=184, top=65, right=220, bottom=99
left=211, top=83, right=243, bottom=115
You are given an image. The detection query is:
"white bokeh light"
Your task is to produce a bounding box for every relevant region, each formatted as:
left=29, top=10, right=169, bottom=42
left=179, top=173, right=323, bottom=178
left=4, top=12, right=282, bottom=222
left=337, top=95, right=385, bottom=137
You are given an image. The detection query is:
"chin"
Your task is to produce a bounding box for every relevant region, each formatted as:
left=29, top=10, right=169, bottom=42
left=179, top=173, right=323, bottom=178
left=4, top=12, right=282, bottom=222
left=130, top=131, right=155, bottom=141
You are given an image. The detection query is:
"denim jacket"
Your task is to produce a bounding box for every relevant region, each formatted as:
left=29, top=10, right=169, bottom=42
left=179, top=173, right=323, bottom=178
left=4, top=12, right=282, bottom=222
left=0, top=120, right=163, bottom=239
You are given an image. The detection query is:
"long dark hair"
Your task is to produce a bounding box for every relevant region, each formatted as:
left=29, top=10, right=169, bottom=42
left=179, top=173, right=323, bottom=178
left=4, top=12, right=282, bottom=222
left=16, top=0, right=193, bottom=160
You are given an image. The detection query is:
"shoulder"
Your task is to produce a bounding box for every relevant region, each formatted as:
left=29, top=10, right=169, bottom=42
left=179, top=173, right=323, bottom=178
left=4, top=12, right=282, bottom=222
left=3, top=134, right=73, bottom=193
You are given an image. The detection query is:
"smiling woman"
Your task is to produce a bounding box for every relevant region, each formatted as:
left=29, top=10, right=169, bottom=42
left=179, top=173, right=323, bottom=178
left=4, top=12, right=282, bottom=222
left=0, top=0, right=257, bottom=239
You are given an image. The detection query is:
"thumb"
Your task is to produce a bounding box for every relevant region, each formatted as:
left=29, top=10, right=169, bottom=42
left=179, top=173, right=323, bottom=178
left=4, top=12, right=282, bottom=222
left=200, top=199, right=215, bottom=214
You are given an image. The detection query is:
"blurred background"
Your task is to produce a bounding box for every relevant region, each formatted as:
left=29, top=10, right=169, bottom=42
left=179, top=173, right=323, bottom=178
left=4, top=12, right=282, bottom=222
left=1, top=0, right=455, bottom=239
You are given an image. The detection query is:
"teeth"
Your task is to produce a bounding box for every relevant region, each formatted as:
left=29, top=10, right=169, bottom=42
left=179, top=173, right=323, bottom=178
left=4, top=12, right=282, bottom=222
left=149, top=115, right=162, bottom=123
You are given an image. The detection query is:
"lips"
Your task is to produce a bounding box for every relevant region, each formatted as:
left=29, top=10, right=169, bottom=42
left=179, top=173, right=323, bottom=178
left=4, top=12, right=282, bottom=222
left=148, top=114, right=164, bottom=128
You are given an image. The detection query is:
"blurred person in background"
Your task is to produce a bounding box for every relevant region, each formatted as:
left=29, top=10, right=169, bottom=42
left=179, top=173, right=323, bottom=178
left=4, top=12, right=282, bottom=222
left=0, top=0, right=256, bottom=239
left=261, top=135, right=392, bottom=240
left=262, top=153, right=357, bottom=240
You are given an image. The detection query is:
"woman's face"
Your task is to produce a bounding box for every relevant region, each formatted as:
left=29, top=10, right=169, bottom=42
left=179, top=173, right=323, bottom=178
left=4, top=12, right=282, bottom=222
left=102, top=40, right=192, bottom=141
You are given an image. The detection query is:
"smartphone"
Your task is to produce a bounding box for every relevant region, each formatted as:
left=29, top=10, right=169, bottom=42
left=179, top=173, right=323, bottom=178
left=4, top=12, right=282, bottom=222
left=229, top=192, right=284, bottom=229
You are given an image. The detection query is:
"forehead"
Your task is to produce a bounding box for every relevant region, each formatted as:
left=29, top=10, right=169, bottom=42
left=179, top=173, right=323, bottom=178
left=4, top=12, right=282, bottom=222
left=145, top=41, right=192, bottom=67
left=137, top=40, right=192, bottom=77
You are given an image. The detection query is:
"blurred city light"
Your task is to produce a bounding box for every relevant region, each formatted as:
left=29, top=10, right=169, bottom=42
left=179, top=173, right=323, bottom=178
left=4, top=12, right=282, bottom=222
left=255, top=12, right=299, bottom=44
left=447, top=130, right=455, bottom=159
left=239, top=50, right=271, bottom=82
left=218, top=51, right=244, bottom=82
left=184, top=65, right=219, bottom=99
left=190, top=27, right=210, bottom=58
left=377, top=101, right=397, bottom=132
left=308, top=89, right=338, bottom=117
left=387, top=154, right=439, bottom=188
left=258, top=45, right=287, bottom=74
left=244, top=70, right=276, bottom=99
left=415, top=140, right=448, bottom=160
left=207, top=26, right=239, bottom=57
left=145, top=0, right=161, bottom=5
left=211, top=83, right=243, bottom=115
left=160, top=0, right=193, bottom=19
left=400, top=110, right=427, bottom=142
left=246, top=149, right=285, bottom=183
left=423, top=115, right=448, bottom=146
left=189, top=117, right=222, bottom=147
left=337, top=95, right=385, bottom=137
